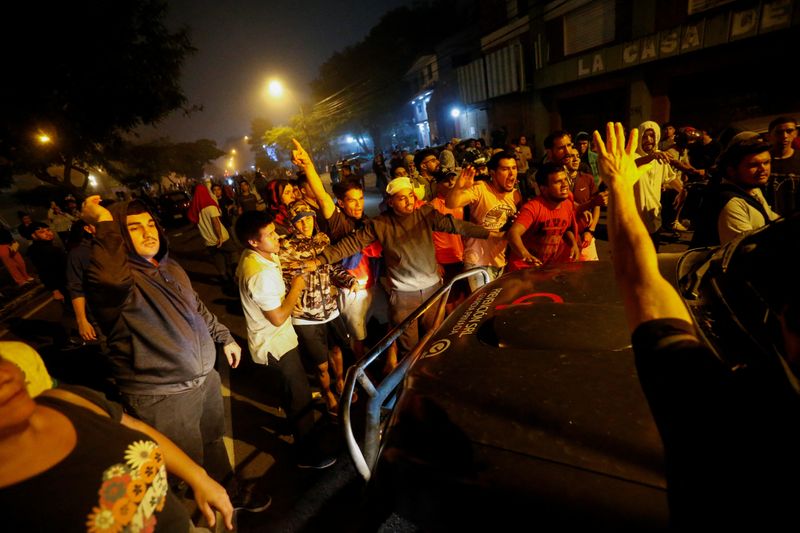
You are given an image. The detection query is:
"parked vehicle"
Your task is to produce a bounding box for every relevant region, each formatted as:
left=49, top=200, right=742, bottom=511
left=342, top=214, right=799, bottom=531
left=157, top=191, right=191, bottom=225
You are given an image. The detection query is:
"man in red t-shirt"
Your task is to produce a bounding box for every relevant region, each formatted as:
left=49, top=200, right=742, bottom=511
left=507, top=162, right=579, bottom=270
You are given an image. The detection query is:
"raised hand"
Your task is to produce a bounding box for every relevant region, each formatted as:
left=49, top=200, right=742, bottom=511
left=291, top=138, right=312, bottom=168
left=455, top=165, right=476, bottom=190
left=82, top=195, right=113, bottom=224
left=593, top=123, right=639, bottom=190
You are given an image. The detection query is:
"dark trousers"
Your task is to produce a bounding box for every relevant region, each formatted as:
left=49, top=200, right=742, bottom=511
left=206, top=239, right=239, bottom=283
left=121, top=369, right=233, bottom=485
left=389, top=282, right=442, bottom=356
left=269, top=347, right=315, bottom=445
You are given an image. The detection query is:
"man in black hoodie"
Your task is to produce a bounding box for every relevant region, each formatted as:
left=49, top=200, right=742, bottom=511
left=81, top=195, right=247, bottom=498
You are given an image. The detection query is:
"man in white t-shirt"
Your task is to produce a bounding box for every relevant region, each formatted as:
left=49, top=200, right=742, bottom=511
left=446, top=150, right=521, bottom=291
left=234, top=210, right=336, bottom=470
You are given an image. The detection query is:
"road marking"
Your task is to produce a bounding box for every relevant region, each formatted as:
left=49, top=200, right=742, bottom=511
left=0, top=294, right=54, bottom=338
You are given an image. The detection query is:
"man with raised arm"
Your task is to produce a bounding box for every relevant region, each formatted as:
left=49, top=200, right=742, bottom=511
left=81, top=196, right=271, bottom=513
left=290, top=139, right=387, bottom=360
left=445, top=150, right=521, bottom=291
left=308, top=171, right=501, bottom=357
left=595, top=123, right=799, bottom=529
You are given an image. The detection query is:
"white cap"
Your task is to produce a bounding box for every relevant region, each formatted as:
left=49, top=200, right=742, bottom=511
left=385, top=177, right=413, bottom=196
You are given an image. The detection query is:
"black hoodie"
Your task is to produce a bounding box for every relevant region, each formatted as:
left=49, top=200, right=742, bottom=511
left=87, top=200, right=233, bottom=395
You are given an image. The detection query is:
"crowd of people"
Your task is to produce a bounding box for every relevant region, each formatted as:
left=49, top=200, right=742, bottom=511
left=1, top=115, right=799, bottom=530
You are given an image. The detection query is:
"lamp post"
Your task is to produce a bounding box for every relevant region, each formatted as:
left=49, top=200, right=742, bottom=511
left=267, top=79, right=313, bottom=150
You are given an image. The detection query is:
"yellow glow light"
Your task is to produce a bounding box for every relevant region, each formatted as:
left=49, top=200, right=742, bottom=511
left=267, top=79, right=284, bottom=98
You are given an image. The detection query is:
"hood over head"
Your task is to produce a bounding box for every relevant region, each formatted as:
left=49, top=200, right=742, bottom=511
left=108, top=199, right=169, bottom=264
left=637, top=121, right=661, bottom=156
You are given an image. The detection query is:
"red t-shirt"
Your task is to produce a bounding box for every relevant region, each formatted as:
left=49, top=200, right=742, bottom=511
left=508, top=195, right=577, bottom=271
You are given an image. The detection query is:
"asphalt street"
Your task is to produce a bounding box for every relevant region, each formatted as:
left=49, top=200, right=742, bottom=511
left=0, top=173, right=691, bottom=531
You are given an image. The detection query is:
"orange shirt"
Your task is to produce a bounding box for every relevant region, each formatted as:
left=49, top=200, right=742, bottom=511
left=430, top=196, right=464, bottom=265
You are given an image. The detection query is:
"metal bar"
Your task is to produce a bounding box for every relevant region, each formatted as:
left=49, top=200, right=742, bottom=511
left=341, top=268, right=490, bottom=480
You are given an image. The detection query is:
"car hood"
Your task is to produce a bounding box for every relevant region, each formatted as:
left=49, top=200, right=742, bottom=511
left=382, top=261, right=665, bottom=489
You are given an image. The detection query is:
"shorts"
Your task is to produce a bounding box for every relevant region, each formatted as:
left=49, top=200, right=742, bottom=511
left=337, top=284, right=390, bottom=341
left=294, top=316, right=351, bottom=366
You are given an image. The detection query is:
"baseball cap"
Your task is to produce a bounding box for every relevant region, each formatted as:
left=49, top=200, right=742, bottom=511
left=288, top=201, right=316, bottom=224
left=717, top=131, right=771, bottom=167
left=385, top=177, right=413, bottom=195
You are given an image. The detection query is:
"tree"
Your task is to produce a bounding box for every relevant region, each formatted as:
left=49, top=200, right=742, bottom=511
left=308, top=0, right=478, bottom=151
left=108, top=139, right=225, bottom=193
left=248, top=118, right=277, bottom=172
left=0, top=0, right=196, bottom=193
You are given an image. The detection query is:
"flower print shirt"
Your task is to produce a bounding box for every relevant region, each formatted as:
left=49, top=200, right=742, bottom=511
left=1, top=386, right=189, bottom=533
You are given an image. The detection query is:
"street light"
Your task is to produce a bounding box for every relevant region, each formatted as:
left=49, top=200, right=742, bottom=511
left=266, top=78, right=312, bottom=149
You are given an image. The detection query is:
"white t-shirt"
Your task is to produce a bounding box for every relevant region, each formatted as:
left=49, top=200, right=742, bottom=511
left=236, top=249, right=298, bottom=364
left=197, top=205, right=229, bottom=247
left=718, top=185, right=779, bottom=244
left=634, top=159, right=679, bottom=234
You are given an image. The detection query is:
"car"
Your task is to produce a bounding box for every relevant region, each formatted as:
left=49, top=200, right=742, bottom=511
left=157, top=191, right=191, bottom=225
left=341, top=214, right=799, bottom=531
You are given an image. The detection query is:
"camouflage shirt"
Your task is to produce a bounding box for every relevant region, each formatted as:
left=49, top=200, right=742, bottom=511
left=279, top=232, right=354, bottom=321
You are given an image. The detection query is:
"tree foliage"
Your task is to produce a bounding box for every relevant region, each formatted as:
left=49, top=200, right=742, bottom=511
left=0, top=0, right=196, bottom=191
left=107, top=139, right=225, bottom=190
left=308, top=0, right=478, bottom=148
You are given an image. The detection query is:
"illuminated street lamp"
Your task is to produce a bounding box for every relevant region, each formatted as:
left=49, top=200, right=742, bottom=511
left=266, top=78, right=312, bottom=149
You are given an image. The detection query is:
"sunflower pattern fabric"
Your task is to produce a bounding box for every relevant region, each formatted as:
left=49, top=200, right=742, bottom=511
left=85, top=440, right=169, bottom=533
left=3, top=389, right=189, bottom=532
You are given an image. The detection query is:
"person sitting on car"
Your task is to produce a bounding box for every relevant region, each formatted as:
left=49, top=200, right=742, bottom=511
left=595, top=122, right=800, bottom=529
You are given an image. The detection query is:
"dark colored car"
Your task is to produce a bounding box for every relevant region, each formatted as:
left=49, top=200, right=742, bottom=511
left=342, top=215, right=799, bottom=531
left=157, top=191, right=191, bottom=225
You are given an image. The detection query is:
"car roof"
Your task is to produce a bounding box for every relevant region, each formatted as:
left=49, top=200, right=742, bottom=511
left=388, top=261, right=665, bottom=489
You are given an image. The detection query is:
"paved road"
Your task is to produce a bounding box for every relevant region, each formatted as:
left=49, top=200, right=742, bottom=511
left=0, top=176, right=692, bottom=531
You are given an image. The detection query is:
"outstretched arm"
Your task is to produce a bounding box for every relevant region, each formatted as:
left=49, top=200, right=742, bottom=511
left=292, top=139, right=336, bottom=219
left=445, top=166, right=477, bottom=208
left=506, top=222, right=542, bottom=267
left=594, top=123, right=690, bottom=330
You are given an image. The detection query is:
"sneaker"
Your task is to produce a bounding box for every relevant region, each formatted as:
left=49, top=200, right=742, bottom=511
left=297, top=451, right=337, bottom=470
left=672, top=220, right=689, bottom=232
left=230, top=487, right=272, bottom=513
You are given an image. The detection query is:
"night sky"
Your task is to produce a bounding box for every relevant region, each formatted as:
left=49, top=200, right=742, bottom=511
left=138, top=0, right=412, bottom=146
